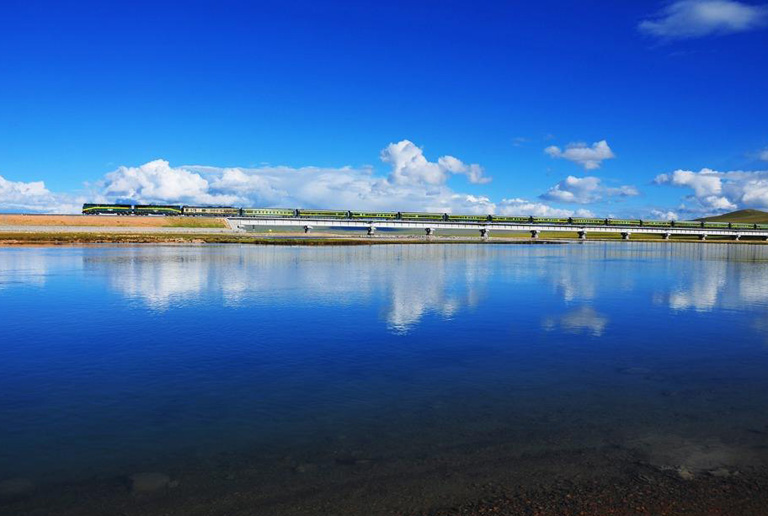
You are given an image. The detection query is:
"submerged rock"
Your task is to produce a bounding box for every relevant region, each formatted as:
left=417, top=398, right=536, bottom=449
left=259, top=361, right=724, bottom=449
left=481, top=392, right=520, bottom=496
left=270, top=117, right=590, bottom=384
left=709, top=468, right=734, bottom=478
left=0, top=478, right=35, bottom=501
left=677, top=466, right=694, bottom=480
left=294, top=462, right=318, bottom=474
left=129, top=472, right=172, bottom=494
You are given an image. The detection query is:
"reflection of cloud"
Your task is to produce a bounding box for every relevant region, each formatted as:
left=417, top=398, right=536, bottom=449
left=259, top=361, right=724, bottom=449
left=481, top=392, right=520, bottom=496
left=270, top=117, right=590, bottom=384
left=382, top=246, right=488, bottom=333
left=668, top=269, right=725, bottom=311
left=550, top=265, right=596, bottom=302
left=84, top=245, right=489, bottom=332
left=543, top=306, right=608, bottom=337
left=0, top=249, right=51, bottom=289
left=655, top=245, right=768, bottom=312
left=106, top=253, right=208, bottom=310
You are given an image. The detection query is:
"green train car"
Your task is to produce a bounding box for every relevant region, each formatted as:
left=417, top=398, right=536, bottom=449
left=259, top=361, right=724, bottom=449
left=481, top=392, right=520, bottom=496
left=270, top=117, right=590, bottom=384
left=570, top=218, right=607, bottom=225
left=398, top=212, right=446, bottom=221
left=82, top=203, right=134, bottom=215
left=296, top=209, right=350, bottom=219
left=730, top=222, right=754, bottom=229
left=349, top=211, right=398, bottom=219
left=702, top=221, right=729, bottom=229
left=445, top=214, right=490, bottom=222
left=672, top=221, right=703, bottom=228
left=532, top=217, right=570, bottom=224
left=134, top=204, right=183, bottom=216
left=183, top=206, right=240, bottom=217
left=607, top=219, right=641, bottom=226
left=641, top=220, right=673, bottom=227
left=241, top=208, right=296, bottom=218
left=490, top=216, right=532, bottom=223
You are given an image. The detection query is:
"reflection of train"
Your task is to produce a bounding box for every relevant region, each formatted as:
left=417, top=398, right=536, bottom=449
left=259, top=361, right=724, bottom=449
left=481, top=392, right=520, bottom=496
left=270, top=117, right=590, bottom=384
left=81, top=204, right=768, bottom=230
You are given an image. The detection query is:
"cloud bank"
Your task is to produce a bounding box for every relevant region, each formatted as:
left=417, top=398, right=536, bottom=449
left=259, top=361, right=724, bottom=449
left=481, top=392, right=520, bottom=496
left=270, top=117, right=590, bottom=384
left=540, top=176, right=639, bottom=204
left=639, top=0, right=768, bottom=40
left=655, top=167, right=768, bottom=214
left=99, top=141, right=501, bottom=215
left=0, top=175, right=83, bottom=213
left=497, top=198, right=595, bottom=218
left=544, top=140, right=616, bottom=170
left=14, top=140, right=768, bottom=221
left=0, top=139, right=568, bottom=216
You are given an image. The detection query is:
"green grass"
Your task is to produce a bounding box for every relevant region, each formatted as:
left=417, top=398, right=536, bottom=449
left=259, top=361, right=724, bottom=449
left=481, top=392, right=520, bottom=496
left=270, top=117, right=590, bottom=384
left=698, top=209, right=768, bottom=224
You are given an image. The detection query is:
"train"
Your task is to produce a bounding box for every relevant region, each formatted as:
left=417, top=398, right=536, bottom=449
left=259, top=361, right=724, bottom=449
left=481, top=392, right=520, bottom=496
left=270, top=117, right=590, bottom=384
left=81, top=203, right=768, bottom=230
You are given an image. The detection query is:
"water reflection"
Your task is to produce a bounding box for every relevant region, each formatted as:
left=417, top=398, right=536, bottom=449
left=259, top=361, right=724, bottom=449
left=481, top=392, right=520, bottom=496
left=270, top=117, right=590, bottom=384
left=0, top=248, right=60, bottom=290
left=81, top=245, right=492, bottom=333
left=3, top=242, right=768, bottom=494
left=3, top=243, right=768, bottom=330
left=542, top=306, right=608, bottom=336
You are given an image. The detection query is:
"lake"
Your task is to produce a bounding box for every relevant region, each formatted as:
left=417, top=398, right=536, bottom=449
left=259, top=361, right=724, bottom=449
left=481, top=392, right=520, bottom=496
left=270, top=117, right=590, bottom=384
left=1, top=243, right=768, bottom=514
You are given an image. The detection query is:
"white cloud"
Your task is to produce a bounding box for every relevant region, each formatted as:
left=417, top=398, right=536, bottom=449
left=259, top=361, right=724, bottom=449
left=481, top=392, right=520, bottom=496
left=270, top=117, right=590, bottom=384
left=655, top=167, right=768, bottom=214
left=498, top=198, right=595, bottom=218
left=650, top=209, right=680, bottom=221
left=92, top=142, right=496, bottom=214
left=760, top=149, right=768, bottom=161
left=2, top=140, right=621, bottom=217
left=544, top=140, right=616, bottom=170
left=540, top=175, right=639, bottom=204
left=102, top=159, right=242, bottom=205
left=0, top=174, right=82, bottom=213
left=381, top=140, right=491, bottom=185
left=639, top=0, right=768, bottom=40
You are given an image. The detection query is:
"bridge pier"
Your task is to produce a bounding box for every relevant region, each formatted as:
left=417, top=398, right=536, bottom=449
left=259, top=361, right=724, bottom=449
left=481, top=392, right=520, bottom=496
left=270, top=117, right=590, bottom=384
left=621, top=232, right=631, bottom=240
left=479, top=228, right=489, bottom=239
left=734, top=233, right=741, bottom=241
left=699, top=234, right=707, bottom=241
left=663, top=232, right=671, bottom=240
left=425, top=227, right=434, bottom=237
left=530, top=230, right=540, bottom=239
left=303, top=225, right=313, bottom=234
left=577, top=230, right=587, bottom=240
left=367, top=226, right=376, bottom=236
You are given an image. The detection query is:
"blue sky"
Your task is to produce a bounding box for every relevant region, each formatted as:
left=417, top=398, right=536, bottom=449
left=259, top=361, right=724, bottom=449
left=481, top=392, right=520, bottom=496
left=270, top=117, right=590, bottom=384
left=1, top=0, right=767, bottom=217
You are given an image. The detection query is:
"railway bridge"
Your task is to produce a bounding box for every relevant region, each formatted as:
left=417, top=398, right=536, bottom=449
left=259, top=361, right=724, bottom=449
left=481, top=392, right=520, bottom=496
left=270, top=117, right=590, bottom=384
left=229, top=217, right=768, bottom=241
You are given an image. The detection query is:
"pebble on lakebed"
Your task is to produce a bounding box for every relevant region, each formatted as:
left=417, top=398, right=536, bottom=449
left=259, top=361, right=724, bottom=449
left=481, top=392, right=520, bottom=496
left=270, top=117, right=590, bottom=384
left=129, top=472, right=177, bottom=494
left=0, top=478, right=35, bottom=501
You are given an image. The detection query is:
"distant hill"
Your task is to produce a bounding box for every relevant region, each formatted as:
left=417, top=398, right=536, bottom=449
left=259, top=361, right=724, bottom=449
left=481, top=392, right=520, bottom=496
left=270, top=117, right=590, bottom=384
left=697, top=209, right=768, bottom=223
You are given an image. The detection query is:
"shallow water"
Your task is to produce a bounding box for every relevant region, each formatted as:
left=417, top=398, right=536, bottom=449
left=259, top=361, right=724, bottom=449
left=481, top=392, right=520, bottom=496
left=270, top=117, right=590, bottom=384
left=1, top=243, right=768, bottom=511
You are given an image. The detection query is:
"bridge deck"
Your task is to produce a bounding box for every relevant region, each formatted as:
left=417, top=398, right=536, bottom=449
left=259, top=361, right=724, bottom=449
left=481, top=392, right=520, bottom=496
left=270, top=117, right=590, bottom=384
left=229, top=217, right=768, bottom=238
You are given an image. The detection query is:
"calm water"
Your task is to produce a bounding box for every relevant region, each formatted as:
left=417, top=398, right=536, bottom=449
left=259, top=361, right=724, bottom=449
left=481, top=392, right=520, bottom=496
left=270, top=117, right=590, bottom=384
left=2, top=243, right=768, bottom=510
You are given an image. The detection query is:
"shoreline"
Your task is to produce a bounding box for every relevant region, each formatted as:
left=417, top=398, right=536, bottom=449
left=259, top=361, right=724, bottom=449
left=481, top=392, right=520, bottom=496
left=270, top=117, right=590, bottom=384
left=2, top=229, right=768, bottom=246
left=0, top=232, right=565, bottom=246
left=2, top=214, right=768, bottom=246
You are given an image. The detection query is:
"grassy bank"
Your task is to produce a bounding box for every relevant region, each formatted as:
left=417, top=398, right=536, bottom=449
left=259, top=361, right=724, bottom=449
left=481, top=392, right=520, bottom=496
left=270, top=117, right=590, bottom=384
left=0, top=214, right=229, bottom=228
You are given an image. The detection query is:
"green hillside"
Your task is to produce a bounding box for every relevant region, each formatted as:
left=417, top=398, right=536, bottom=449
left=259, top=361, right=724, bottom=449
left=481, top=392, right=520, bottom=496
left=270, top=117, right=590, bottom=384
left=697, top=209, right=768, bottom=223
